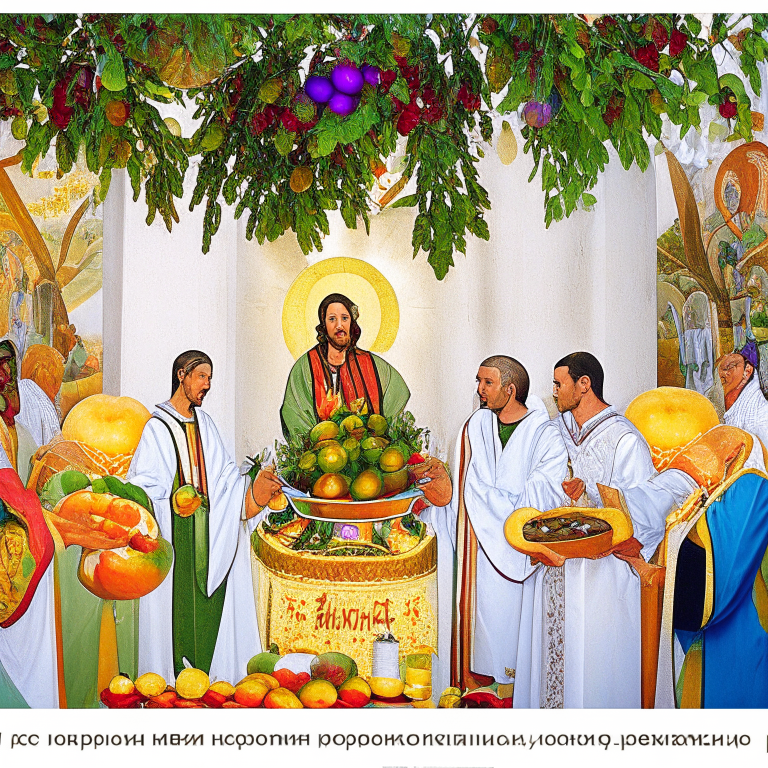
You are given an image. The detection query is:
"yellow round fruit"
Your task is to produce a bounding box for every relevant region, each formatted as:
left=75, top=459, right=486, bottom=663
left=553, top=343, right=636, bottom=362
left=290, top=166, right=313, bottom=194
left=317, top=443, right=348, bottom=473
left=625, top=387, right=719, bottom=470
left=368, top=676, right=404, bottom=698
left=298, top=679, right=337, bottom=709
left=62, top=394, right=150, bottom=456
left=312, top=473, right=349, bottom=499
left=135, top=672, right=166, bottom=697
left=108, top=674, right=135, bottom=695
left=164, top=117, right=182, bottom=136
left=310, top=420, right=340, bottom=444
left=350, top=469, right=382, bottom=501
left=268, top=492, right=288, bottom=510
left=175, top=667, right=210, bottom=699
left=379, top=446, right=406, bottom=473
left=209, top=680, right=236, bottom=697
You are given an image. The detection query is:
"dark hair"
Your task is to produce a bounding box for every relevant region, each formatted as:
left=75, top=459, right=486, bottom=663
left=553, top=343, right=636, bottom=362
left=171, top=350, right=213, bottom=398
left=315, top=293, right=362, bottom=348
left=554, top=351, right=606, bottom=403
left=480, top=355, right=529, bottom=405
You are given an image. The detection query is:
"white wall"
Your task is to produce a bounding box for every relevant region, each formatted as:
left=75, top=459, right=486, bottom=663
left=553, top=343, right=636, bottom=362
left=104, top=126, right=658, bottom=465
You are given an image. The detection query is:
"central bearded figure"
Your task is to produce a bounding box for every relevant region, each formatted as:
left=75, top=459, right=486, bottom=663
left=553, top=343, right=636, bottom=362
left=280, top=293, right=410, bottom=439
left=128, top=350, right=281, bottom=683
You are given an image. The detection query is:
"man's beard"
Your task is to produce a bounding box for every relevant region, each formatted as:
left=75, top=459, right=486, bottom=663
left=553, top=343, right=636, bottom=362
left=328, top=334, right=351, bottom=352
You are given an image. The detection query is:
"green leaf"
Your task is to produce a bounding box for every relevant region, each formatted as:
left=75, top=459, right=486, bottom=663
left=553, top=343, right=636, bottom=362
left=390, top=193, right=418, bottom=209
left=629, top=72, right=654, bottom=90
left=390, top=76, right=410, bottom=104
left=582, top=192, right=597, bottom=207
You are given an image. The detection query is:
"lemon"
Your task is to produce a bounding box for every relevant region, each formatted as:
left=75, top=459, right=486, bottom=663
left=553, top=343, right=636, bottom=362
left=108, top=674, right=135, bottom=695
left=209, top=680, right=236, bottom=697
left=175, top=667, right=210, bottom=699
left=368, top=676, right=404, bottom=698
left=135, top=672, right=166, bottom=697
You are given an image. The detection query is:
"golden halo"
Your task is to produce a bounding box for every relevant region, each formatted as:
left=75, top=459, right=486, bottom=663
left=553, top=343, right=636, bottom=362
left=282, top=258, right=399, bottom=360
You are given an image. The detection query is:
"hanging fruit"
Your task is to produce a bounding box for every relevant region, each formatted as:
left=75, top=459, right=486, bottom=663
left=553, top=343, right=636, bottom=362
left=164, top=117, right=182, bottom=136
left=258, top=78, right=283, bottom=104
left=200, top=123, right=225, bottom=152
left=328, top=92, right=357, bottom=116
left=105, top=99, right=130, bottom=127
left=361, top=65, right=380, bottom=86
left=290, top=166, right=313, bottom=193
left=10, top=115, right=27, bottom=140
left=305, top=75, right=334, bottom=103
left=522, top=100, right=552, bottom=128
left=331, top=63, right=364, bottom=95
left=496, top=121, right=517, bottom=165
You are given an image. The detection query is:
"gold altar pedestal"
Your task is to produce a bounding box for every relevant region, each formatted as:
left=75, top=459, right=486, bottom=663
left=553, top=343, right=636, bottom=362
left=251, top=527, right=437, bottom=677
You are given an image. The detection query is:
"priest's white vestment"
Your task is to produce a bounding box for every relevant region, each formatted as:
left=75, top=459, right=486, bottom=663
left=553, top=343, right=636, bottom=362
left=723, top=375, right=768, bottom=459
left=514, top=406, right=696, bottom=708
left=127, top=403, right=262, bottom=684
left=423, top=398, right=567, bottom=690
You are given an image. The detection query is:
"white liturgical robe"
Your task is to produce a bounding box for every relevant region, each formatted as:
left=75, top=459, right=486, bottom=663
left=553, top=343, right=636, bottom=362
left=423, top=397, right=568, bottom=690
left=128, top=403, right=262, bottom=684
left=514, top=406, right=696, bottom=708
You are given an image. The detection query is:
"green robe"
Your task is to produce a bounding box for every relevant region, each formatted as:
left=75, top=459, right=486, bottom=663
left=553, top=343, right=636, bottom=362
left=280, top=349, right=410, bottom=440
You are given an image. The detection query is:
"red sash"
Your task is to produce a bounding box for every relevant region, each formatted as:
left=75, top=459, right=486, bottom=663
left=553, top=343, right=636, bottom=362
left=308, top=346, right=382, bottom=418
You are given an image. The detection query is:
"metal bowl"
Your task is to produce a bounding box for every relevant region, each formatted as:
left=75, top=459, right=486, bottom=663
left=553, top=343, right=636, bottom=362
left=285, top=489, right=424, bottom=523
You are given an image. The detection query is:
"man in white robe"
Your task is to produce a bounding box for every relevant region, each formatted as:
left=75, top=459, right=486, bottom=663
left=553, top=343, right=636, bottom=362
left=421, top=356, right=567, bottom=695
left=718, top=343, right=768, bottom=455
left=514, top=352, right=696, bottom=708
left=128, top=350, right=281, bottom=685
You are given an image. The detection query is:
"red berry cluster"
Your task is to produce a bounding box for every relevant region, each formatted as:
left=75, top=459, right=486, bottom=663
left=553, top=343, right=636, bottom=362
left=631, top=18, right=688, bottom=71
left=390, top=56, right=447, bottom=136
left=49, top=65, right=95, bottom=130
left=250, top=104, right=317, bottom=136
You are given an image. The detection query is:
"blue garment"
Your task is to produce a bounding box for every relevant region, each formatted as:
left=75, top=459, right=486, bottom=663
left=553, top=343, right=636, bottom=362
left=677, top=472, right=768, bottom=707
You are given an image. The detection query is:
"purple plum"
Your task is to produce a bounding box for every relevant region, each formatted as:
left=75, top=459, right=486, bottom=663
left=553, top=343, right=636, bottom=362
left=328, top=92, right=358, bottom=116
left=305, top=76, right=334, bottom=103
left=362, top=65, right=381, bottom=86
left=331, top=63, right=364, bottom=95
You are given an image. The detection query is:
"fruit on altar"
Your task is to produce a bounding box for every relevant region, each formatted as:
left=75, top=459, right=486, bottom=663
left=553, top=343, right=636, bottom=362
left=264, top=687, right=303, bottom=709
left=310, top=420, right=339, bottom=444
left=317, top=443, right=348, bottom=474
left=237, top=672, right=279, bottom=690
left=201, top=689, right=228, bottom=708
left=382, top=466, right=409, bottom=495
left=135, top=672, right=166, bottom=697
left=247, top=650, right=281, bottom=675
left=100, top=686, right=144, bottom=709
left=350, top=469, right=382, bottom=501
left=341, top=414, right=364, bottom=434
left=404, top=683, right=432, bottom=700
left=298, top=679, right=337, bottom=708
left=234, top=678, right=270, bottom=707
left=379, top=446, right=406, bottom=473
left=172, top=484, right=203, bottom=517
left=331, top=62, right=364, bottom=95
left=342, top=437, right=360, bottom=461
left=367, top=414, right=388, bottom=436
left=312, top=473, right=349, bottom=499
left=310, top=652, right=358, bottom=687
left=175, top=667, right=210, bottom=699
left=272, top=668, right=311, bottom=693
left=40, top=470, right=90, bottom=510
left=209, top=680, right=236, bottom=697
left=273, top=652, right=316, bottom=675
left=625, top=387, right=720, bottom=471
left=361, top=437, right=387, bottom=464
left=77, top=535, right=172, bottom=600
left=268, top=492, right=288, bottom=510
left=108, top=674, right=135, bottom=695
left=314, top=438, right=340, bottom=452
left=338, top=676, right=371, bottom=707
left=147, top=690, right=178, bottom=708
left=61, top=394, right=150, bottom=456
left=298, top=451, right=317, bottom=471
left=412, top=699, right=436, bottom=708
left=368, top=676, right=405, bottom=698
left=221, top=701, right=247, bottom=708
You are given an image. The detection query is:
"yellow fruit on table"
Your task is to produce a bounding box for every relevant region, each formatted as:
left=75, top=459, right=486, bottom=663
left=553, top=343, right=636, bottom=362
left=368, top=677, right=405, bottom=698
left=175, top=667, right=210, bottom=699
left=338, top=676, right=371, bottom=707
left=312, top=473, right=349, bottom=499
left=341, top=415, right=364, bottom=434
left=108, top=674, right=135, bottom=695
left=268, top=492, right=288, bottom=510
left=404, top=684, right=432, bottom=700
left=264, top=687, right=303, bottom=709
left=438, top=693, right=461, bottom=708
left=234, top=679, right=270, bottom=707
left=135, top=672, right=166, bottom=697
left=209, top=680, right=236, bottom=697
left=411, top=698, right=436, bottom=708
left=298, top=679, right=337, bottom=709
left=236, top=672, right=280, bottom=690
left=405, top=667, right=431, bottom=686
left=367, top=414, right=388, bottom=436
left=62, top=394, right=150, bottom=456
